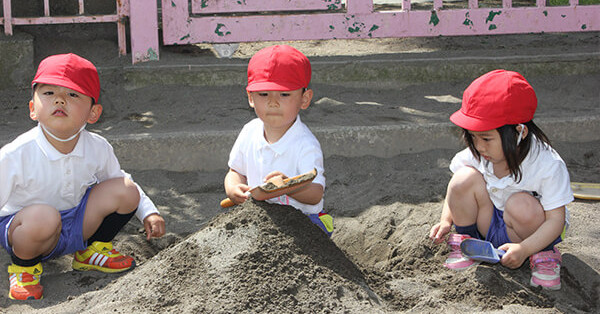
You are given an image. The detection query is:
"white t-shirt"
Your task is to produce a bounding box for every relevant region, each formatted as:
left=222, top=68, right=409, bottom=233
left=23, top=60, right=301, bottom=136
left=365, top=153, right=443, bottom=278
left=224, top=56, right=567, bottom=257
left=228, top=116, right=325, bottom=214
left=0, top=126, right=159, bottom=222
left=449, top=136, right=573, bottom=219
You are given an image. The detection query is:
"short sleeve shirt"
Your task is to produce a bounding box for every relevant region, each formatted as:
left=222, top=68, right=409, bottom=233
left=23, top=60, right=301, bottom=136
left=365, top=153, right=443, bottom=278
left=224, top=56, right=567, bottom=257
left=0, top=126, right=158, bottom=222
left=449, top=136, right=574, bottom=214
left=228, top=116, right=325, bottom=214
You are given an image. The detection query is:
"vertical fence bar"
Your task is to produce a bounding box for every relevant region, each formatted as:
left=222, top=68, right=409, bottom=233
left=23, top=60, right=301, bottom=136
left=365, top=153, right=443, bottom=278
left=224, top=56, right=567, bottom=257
left=536, top=0, right=545, bottom=7
left=2, top=0, right=13, bottom=34
left=129, top=0, right=160, bottom=63
left=79, top=0, right=85, bottom=15
left=117, top=0, right=128, bottom=56
left=468, top=0, right=478, bottom=9
left=402, top=0, right=411, bottom=11
left=433, top=0, right=443, bottom=10
left=44, top=0, right=50, bottom=16
left=503, top=0, right=512, bottom=8
left=569, top=0, right=579, bottom=5
left=347, top=0, right=374, bottom=14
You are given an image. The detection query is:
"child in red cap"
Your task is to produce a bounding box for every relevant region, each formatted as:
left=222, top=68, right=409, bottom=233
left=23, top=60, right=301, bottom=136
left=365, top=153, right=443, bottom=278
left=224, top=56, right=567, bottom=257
left=224, top=45, right=332, bottom=236
left=429, top=70, right=573, bottom=290
left=0, top=53, right=166, bottom=300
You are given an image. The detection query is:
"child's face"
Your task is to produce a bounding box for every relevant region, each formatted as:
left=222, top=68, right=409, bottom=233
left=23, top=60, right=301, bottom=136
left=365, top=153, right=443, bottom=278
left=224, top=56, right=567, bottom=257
left=468, top=129, right=506, bottom=165
left=247, top=88, right=312, bottom=131
left=29, top=84, right=102, bottom=139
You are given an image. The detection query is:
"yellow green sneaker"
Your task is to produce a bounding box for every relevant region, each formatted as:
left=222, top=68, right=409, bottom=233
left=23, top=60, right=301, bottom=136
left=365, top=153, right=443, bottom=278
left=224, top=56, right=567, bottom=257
left=8, top=263, right=43, bottom=300
left=72, top=241, right=135, bottom=273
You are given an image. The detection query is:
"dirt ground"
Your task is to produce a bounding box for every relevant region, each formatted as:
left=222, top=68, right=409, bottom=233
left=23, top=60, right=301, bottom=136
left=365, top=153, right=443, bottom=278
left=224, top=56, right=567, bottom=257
left=0, top=29, right=599, bottom=313
left=0, top=146, right=598, bottom=313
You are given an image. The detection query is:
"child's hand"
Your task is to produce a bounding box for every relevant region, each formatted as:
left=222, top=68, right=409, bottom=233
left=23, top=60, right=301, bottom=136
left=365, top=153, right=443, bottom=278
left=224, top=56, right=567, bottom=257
left=143, top=213, right=166, bottom=240
left=498, top=243, right=528, bottom=269
left=264, top=171, right=287, bottom=182
left=429, top=221, right=452, bottom=244
left=228, top=183, right=250, bottom=205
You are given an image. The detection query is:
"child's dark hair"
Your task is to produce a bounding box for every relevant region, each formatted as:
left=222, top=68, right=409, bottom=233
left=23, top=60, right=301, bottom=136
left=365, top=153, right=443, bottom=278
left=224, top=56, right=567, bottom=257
left=462, top=120, right=551, bottom=182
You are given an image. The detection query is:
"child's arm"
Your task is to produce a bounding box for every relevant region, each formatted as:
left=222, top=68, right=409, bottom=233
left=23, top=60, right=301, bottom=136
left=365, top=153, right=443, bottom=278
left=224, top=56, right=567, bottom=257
left=264, top=171, right=323, bottom=205
left=224, top=169, right=250, bottom=205
left=287, top=182, right=324, bottom=205
left=499, top=206, right=565, bottom=269
left=429, top=197, right=454, bottom=244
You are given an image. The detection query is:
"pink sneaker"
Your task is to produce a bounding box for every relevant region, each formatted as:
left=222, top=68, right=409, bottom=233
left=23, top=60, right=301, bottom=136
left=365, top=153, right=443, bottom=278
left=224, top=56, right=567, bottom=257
left=530, top=248, right=562, bottom=290
left=443, top=234, right=479, bottom=271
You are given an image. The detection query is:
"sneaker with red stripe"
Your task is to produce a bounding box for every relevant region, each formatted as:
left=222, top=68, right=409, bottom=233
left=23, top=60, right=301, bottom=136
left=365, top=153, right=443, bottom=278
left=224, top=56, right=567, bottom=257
left=72, top=241, right=135, bottom=273
left=530, top=247, right=562, bottom=290
left=8, top=263, right=43, bottom=300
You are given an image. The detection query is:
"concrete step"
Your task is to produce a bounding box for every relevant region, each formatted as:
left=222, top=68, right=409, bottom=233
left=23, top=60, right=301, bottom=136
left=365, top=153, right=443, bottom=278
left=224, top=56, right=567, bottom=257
left=1, top=31, right=599, bottom=172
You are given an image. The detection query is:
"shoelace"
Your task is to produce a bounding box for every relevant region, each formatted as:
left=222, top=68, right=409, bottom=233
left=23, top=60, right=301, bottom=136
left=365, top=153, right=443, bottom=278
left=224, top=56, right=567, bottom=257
left=11, top=273, right=39, bottom=284
left=534, top=261, right=558, bottom=272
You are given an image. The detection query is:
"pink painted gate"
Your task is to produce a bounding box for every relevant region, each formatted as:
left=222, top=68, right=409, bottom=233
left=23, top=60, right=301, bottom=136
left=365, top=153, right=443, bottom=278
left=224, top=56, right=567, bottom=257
left=161, top=0, right=599, bottom=46
left=2, top=1, right=598, bottom=63
left=1, top=0, right=159, bottom=64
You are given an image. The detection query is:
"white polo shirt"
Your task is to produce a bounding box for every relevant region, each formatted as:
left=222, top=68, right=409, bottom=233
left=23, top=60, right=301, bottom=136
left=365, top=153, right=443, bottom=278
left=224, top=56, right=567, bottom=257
left=449, top=136, right=574, bottom=215
left=0, top=126, right=159, bottom=222
left=228, top=116, right=325, bottom=214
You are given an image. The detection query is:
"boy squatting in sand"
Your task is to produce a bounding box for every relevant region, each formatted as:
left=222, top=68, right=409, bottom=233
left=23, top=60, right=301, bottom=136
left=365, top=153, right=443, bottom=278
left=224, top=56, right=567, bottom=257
left=429, top=70, right=573, bottom=290
left=0, top=53, right=166, bottom=300
left=224, top=45, right=333, bottom=236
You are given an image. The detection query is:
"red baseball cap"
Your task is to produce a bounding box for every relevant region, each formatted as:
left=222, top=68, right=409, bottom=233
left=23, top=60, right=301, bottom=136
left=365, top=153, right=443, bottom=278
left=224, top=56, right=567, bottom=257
left=246, top=45, right=311, bottom=92
left=450, top=69, right=537, bottom=131
left=32, top=53, right=100, bottom=103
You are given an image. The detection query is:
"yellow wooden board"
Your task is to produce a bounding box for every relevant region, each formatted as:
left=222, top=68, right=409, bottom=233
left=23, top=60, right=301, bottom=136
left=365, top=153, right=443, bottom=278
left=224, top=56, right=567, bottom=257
left=571, top=182, right=600, bottom=201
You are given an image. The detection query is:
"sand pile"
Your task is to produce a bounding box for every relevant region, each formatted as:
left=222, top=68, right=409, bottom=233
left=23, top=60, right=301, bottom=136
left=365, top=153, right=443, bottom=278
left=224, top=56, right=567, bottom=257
left=39, top=200, right=383, bottom=313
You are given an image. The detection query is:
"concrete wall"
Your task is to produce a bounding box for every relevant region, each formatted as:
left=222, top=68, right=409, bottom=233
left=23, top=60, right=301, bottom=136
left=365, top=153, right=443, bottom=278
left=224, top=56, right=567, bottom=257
left=0, top=33, right=34, bottom=89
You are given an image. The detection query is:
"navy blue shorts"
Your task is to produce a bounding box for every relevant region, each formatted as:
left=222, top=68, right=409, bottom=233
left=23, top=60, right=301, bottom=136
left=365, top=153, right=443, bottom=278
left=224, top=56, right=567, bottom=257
left=1, top=187, right=91, bottom=261
left=485, top=206, right=563, bottom=251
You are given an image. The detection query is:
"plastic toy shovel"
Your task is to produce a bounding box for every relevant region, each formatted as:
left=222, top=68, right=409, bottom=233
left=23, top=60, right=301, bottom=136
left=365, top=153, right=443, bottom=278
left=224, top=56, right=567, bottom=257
left=460, top=238, right=506, bottom=264
left=220, top=168, right=317, bottom=208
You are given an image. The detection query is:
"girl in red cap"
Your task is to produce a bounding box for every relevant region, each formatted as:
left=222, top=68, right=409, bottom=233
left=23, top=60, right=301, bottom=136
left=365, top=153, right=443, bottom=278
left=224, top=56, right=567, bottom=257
left=429, top=70, right=573, bottom=290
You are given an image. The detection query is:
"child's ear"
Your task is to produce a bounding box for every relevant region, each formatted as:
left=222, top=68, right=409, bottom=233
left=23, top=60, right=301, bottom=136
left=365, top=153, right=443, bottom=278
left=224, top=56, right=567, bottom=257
left=247, top=91, right=255, bottom=108
left=300, top=89, right=313, bottom=110
left=29, top=100, right=38, bottom=121
left=87, top=104, right=103, bottom=124
left=516, top=124, right=529, bottom=139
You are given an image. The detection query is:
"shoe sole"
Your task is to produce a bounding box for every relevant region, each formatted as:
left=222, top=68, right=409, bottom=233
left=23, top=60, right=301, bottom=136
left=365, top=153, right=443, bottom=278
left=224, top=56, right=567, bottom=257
left=8, top=292, right=43, bottom=300
left=72, top=260, right=135, bottom=273
left=530, top=278, right=561, bottom=290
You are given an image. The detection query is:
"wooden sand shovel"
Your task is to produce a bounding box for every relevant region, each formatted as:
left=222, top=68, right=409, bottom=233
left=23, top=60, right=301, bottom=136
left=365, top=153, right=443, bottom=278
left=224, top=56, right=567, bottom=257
left=220, top=168, right=317, bottom=208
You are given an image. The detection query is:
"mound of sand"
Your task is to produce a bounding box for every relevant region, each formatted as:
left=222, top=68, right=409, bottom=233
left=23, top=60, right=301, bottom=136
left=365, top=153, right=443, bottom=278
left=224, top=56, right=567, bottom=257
left=39, top=201, right=383, bottom=313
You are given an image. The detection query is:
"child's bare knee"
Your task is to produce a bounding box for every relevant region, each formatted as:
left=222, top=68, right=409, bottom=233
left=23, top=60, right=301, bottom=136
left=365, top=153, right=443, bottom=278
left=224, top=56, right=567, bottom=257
left=15, top=205, right=61, bottom=240
left=120, top=178, right=140, bottom=211
left=505, top=193, right=543, bottom=224
left=448, top=167, right=483, bottom=194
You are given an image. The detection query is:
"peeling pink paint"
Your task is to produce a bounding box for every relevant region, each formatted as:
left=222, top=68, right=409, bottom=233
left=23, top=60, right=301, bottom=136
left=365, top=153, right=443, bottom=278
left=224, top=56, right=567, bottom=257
left=3, top=0, right=599, bottom=64
left=162, top=1, right=600, bottom=45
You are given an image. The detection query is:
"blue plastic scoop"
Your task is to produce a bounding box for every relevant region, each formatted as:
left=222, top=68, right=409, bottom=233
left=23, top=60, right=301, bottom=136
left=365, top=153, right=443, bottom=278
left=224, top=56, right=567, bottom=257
left=460, top=238, right=506, bottom=263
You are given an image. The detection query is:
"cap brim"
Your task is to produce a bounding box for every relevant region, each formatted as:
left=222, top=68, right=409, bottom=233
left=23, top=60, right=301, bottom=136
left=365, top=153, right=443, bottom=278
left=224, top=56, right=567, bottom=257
left=32, top=77, right=96, bottom=102
left=246, top=81, right=304, bottom=92
left=449, top=110, right=504, bottom=132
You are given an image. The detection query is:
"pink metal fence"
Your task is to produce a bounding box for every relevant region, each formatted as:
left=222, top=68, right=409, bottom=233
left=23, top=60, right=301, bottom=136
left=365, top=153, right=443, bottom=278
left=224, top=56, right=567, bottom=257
left=2, top=1, right=599, bottom=63
left=162, top=0, right=600, bottom=45
left=0, top=0, right=159, bottom=64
